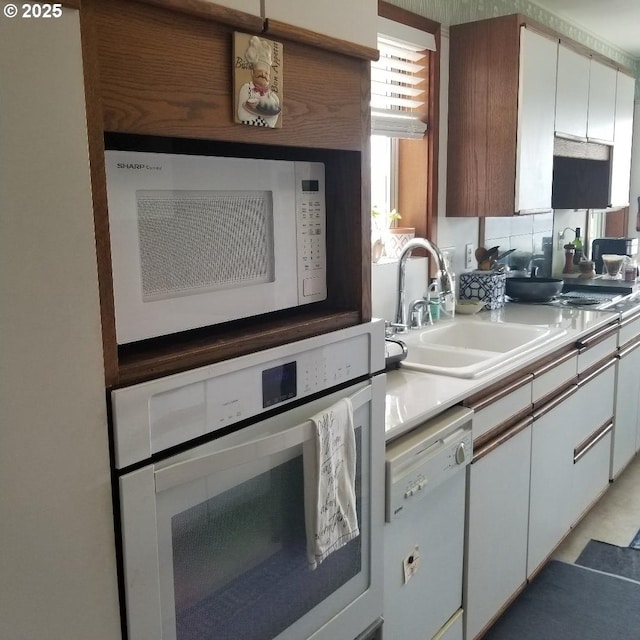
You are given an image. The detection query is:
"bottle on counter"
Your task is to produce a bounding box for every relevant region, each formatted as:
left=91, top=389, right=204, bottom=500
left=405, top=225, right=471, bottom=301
left=563, top=243, right=575, bottom=274
left=573, top=227, right=584, bottom=265
left=427, top=280, right=440, bottom=322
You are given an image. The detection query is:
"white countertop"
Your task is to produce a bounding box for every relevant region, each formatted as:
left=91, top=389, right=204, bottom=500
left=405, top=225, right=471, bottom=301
left=384, top=302, right=622, bottom=442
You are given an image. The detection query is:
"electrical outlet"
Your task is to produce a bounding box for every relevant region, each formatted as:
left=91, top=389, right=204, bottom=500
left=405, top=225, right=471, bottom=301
left=465, top=243, right=474, bottom=269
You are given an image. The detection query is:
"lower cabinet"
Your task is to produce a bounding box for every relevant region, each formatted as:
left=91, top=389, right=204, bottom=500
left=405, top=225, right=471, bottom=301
left=570, top=360, right=615, bottom=523
left=613, top=339, right=640, bottom=477
left=464, top=419, right=532, bottom=640
left=528, top=358, right=615, bottom=577
left=528, top=385, right=579, bottom=577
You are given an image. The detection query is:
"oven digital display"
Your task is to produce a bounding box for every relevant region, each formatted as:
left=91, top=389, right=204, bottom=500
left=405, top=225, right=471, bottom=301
left=262, top=361, right=297, bottom=408
left=301, top=179, right=319, bottom=192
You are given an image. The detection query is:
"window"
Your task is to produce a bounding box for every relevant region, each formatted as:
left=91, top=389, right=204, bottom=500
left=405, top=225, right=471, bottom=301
left=371, top=4, right=439, bottom=245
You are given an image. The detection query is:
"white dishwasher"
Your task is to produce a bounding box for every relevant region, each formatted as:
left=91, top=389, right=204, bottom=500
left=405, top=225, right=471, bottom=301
left=384, top=406, right=473, bottom=640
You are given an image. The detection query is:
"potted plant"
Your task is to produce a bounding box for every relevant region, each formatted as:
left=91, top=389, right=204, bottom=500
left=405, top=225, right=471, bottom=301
left=371, top=206, right=415, bottom=260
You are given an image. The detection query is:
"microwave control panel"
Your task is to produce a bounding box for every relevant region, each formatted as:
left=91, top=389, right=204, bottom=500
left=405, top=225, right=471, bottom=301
left=295, top=163, right=327, bottom=302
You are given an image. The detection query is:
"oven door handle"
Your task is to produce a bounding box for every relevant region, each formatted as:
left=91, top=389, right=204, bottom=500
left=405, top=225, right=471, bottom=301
left=154, top=384, right=372, bottom=492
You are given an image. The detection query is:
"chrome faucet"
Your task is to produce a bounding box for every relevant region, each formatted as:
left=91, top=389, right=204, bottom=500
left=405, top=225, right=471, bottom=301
left=394, top=237, right=454, bottom=332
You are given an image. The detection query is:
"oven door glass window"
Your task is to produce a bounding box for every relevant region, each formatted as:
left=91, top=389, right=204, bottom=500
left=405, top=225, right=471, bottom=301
left=154, top=430, right=366, bottom=640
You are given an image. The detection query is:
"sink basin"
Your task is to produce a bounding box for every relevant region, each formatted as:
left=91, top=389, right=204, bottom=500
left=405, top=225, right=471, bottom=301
left=400, top=320, right=566, bottom=378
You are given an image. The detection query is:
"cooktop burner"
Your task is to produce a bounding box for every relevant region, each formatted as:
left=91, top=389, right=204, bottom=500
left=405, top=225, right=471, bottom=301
left=507, top=290, right=623, bottom=310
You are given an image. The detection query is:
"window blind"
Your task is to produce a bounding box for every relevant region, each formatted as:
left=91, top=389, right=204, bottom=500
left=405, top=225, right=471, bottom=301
left=371, top=17, right=436, bottom=139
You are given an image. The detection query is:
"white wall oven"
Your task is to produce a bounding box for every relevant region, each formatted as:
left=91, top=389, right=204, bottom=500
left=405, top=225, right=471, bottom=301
left=104, top=146, right=326, bottom=345
left=111, top=322, right=385, bottom=640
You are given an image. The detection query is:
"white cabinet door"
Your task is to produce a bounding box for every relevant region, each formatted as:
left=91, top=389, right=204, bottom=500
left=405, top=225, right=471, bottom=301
left=587, top=60, right=617, bottom=143
left=555, top=44, right=590, bottom=139
left=515, top=28, right=557, bottom=212
left=263, top=0, right=377, bottom=49
left=570, top=364, right=615, bottom=524
left=612, top=343, right=640, bottom=477
left=610, top=72, right=636, bottom=207
left=528, top=386, right=579, bottom=577
left=465, top=423, right=532, bottom=640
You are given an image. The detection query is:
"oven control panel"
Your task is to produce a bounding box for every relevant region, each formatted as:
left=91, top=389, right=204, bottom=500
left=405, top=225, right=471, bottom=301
left=111, top=321, right=384, bottom=469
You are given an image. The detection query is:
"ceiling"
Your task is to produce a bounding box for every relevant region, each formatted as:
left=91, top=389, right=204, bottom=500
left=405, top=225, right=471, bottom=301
left=533, top=0, right=640, bottom=60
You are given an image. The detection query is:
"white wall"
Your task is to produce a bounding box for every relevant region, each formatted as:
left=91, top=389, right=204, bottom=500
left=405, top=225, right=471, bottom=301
left=0, top=10, right=121, bottom=639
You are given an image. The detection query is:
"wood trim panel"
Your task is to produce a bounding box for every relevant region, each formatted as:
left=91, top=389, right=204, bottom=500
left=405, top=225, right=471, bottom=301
left=618, top=337, right=640, bottom=359
left=473, top=406, right=532, bottom=452
left=264, top=18, right=379, bottom=61
left=577, top=356, right=616, bottom=386
left=116, top=310, right=361, bottom=386
left=529, top=344, right=577, bottom=378
left=574, top=419, right=613, bottom=463
left=91, top=0, right=366, bottom=150
left=79, top=2, right=119, bottom=386
left=378, top=1, right=439, bottom=34
left=378, top=2, right=441, bottom=247
left=472, top=415, right=533, bottom=462
left=447, top=14, right=521, bottom=216
left=464, top=371, right=533, bottom=412
left=532, top=383, right=577, bottom=419
left=619, top=311, right=640, bottom=328
left=605, top=207, right=629, bottom=236
left=127, top=0, right=263, bottom=31
left=575, top=322, right=619, bottom=353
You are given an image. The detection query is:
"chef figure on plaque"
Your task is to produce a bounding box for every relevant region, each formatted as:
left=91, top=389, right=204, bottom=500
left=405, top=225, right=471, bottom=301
left=236, top=35, right=281, bottom=128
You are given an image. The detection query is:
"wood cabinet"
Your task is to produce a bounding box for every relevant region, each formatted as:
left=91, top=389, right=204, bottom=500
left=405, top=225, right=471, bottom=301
left=79, top=0, right=377, bottom=386
left=447, top=16, right=557, bottom=216
left=610, top=71, right=636, bottom=207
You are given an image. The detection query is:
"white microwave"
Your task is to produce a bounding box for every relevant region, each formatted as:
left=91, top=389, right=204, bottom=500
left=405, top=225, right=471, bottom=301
left=104, top=150, right=326, bottom=344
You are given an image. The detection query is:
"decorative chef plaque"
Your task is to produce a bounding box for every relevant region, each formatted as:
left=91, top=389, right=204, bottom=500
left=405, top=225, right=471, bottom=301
left=234, top=32, right=283, bottom=128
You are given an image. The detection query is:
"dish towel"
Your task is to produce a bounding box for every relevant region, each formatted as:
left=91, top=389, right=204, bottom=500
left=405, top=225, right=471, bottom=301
left=303, top=397, right=360, bottom=570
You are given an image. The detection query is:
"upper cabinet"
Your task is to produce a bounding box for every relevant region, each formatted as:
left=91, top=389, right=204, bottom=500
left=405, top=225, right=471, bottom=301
left=263, top=0, right=377, bottom=50
left=610, top=72, right=636, bottom=207
left=555, top=44, right=590, bottom=139
left=448, top=14, right=636, bottom=217
left=515, top=27, right=558, bottom=214
left=587, top=59, right=617, bottom=143
left=447, top=15, right=557, bottom=216
left=555, top=48, right=618, bottom=144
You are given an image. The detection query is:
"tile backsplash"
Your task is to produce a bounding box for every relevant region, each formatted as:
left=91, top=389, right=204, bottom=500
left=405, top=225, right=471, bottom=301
left=484, top=212, right=554, bottom=274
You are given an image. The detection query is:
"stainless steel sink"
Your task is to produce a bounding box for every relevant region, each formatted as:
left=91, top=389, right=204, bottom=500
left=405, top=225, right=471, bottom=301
left=400, top=320, right=566, bottom=378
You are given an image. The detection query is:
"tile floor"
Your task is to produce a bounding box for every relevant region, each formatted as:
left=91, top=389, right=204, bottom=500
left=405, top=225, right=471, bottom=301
left=553, top=451, right=640, bottom=563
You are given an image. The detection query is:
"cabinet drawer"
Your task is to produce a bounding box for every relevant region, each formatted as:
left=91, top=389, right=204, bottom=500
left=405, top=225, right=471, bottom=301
left=577, top=328, right=618, bottom=374
left=531, top=352, right=577, bottom=404
left=618, top=313, right=640, bottom=347
left=574, top=360, right=615, bottom=445
left=468, top=379, right=532, bottom=440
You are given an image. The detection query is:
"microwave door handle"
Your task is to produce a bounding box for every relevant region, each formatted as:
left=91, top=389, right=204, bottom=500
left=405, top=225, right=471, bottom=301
left=154, top=384, right=372, bottom=493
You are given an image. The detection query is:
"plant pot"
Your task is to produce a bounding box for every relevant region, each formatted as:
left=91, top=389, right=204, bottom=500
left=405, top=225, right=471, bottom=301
left=385, top=227, right=415, bottom=259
